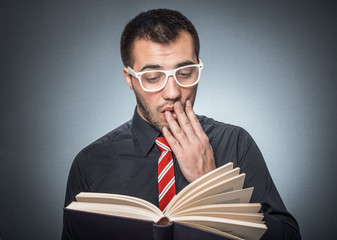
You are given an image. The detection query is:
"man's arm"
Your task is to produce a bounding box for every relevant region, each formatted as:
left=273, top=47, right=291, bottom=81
left=62, top=152, right=90, bottom=240
left=238, top=128, right=301, bottom=239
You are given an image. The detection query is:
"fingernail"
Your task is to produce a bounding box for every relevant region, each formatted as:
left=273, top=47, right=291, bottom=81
left=165, top=111, right=172, bottom=116
left=186, top=100, right=191, bottom=107
left=176, top=101, right=182, bottom=108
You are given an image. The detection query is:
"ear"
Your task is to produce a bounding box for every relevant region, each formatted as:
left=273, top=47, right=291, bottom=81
left=123, top=66, right=134, bottom=90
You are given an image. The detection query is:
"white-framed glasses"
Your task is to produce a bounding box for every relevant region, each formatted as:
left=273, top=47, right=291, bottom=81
left=127, top=58, right=203, bottom=92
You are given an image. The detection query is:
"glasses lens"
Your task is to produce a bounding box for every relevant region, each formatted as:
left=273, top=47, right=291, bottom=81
left=175, top=66, right=199, bottom=86
left=141, top=72, right=166, bottom=91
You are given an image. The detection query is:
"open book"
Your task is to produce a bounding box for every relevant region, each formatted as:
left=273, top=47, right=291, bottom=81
left=65, top=162, right=267, bottom=240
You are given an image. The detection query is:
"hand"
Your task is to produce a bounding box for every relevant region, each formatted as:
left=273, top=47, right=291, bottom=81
left=162, top=100, right=216, bottom=183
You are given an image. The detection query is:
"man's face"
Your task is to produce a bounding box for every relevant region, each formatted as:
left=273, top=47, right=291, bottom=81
left=123, top=31, right=199, bottom=131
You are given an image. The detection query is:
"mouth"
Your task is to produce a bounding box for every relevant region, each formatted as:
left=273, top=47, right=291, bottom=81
left=161, top=107, right=177, bottom=120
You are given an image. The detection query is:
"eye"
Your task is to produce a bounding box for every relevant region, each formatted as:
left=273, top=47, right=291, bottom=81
left=176, top=67, right=194, bottom=79
left=177, top=72, right=192, bottom=78
left=145, top=76, right=161, bottom=82
left=142, top=72, right=164, bottom=83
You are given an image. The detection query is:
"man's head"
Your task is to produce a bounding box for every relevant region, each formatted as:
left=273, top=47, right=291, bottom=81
left=120, top=9, right=201, bottom=131
left=120, top=9, right=200, bottom=68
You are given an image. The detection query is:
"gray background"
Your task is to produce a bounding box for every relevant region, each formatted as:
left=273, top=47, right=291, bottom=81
left=1, top=1, right=336, bottom=239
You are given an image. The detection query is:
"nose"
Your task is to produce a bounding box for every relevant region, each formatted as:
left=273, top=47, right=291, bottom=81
left=162, top=75, right=182, bottom=101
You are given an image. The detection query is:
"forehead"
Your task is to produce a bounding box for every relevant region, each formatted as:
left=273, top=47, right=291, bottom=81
left=131, top=31, right=197, bottom=70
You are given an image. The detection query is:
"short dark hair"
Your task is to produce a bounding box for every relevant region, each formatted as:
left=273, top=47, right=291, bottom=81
left=120, top=9, right=200, bottom=67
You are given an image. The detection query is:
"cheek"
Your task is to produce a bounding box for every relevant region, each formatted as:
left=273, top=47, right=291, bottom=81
left=138, top=90, right=161, bottom=112
left=182, top=87, right=197, bottom=102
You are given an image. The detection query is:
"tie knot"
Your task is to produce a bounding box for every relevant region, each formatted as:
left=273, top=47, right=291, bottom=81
left=155, top=137, right=171, bottom=153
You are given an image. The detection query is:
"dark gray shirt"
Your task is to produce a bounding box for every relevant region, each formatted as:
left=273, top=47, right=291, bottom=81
left=62, top=109, right=301, bottom=239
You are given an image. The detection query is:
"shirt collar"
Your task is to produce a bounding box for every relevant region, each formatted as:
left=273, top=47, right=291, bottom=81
left=131, top=108, right=161, bottom=157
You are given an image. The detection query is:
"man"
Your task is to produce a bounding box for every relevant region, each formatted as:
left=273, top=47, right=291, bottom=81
left=62, top=9, right=301, bottom=239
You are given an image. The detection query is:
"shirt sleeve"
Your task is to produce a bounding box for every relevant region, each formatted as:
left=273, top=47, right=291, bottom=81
left=61, top=151, right=90, bottom=240
left=237, top=128, right=301, bottom=239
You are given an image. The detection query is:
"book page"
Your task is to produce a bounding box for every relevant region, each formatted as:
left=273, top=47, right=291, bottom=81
left=169, top=168, right=240, bottom=213
left=176, top=212, right=264, bottom=223
left=166, top=162, right=234, bottom=213
left=75, top=192, right=163, bottom=216
left=171, top=203, right=262, bottom=216
left=176, top=187, right=254, bottom=211
left=168, top=173, right=246, bottom=216
left=66, top=202, right=164, bottom=223
left=171, top=215, right=267, bottom=240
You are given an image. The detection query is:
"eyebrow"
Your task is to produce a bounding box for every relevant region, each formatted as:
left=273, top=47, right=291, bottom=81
left=176, top=60, right=196, bottom=68
left=140, top=65, right=162, bottom=72
left=139, top=60, right=197, bottom=72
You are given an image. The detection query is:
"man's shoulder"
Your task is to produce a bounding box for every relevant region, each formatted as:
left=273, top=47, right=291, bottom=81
left=197, top=114, right=254, bottom=145
left=198, top=115, right=255, bottom=164
left=197, top=114, right=244, bottom=133
left=81, top=120, right=133, bottom=153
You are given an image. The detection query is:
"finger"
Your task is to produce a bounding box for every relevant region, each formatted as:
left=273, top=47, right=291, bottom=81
left=165, top=110, right=190, bottom=146
left=174, top=101, right=198, bottom=142
left=162, top=126, right=183, bottom=153
left=185, top=100, right=209, bottom=141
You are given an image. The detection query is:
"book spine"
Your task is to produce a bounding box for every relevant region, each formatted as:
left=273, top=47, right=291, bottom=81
left=153, top=222, right=174, bottom=240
